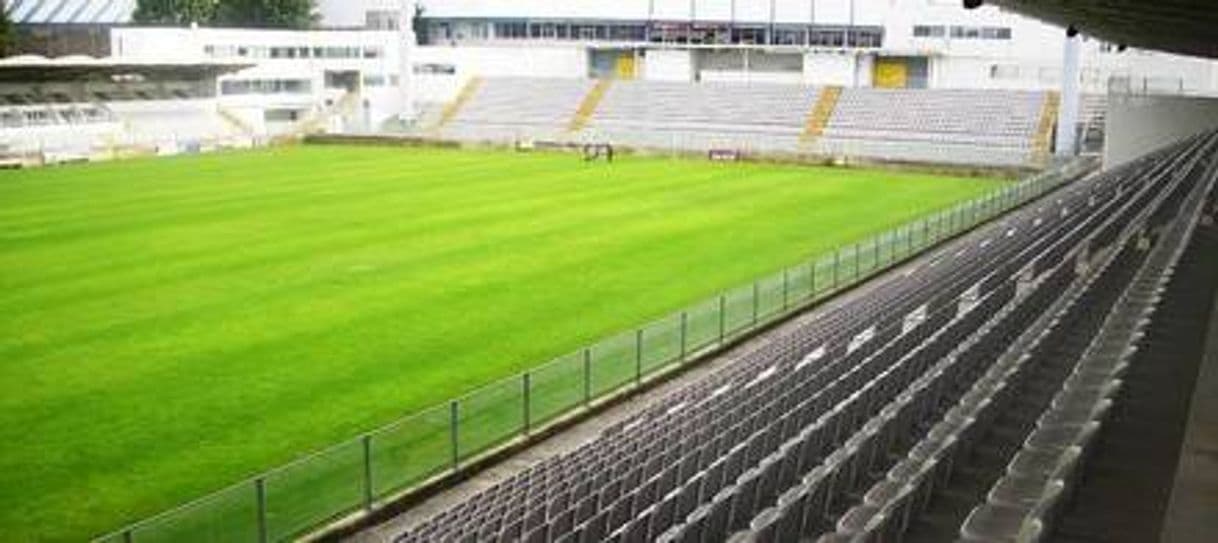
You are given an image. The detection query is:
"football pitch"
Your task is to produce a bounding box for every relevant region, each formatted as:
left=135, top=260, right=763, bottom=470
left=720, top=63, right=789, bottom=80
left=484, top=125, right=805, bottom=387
left=0, top=145, right=1002, bottom=541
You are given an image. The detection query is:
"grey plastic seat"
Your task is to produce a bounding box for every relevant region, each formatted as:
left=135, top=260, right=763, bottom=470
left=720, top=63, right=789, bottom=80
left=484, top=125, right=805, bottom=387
left=988, top=475, right=1065, bottom=510
left=1024, top=421, right=1098, bottom=453
left=959, top=503, right=1029, bottom=542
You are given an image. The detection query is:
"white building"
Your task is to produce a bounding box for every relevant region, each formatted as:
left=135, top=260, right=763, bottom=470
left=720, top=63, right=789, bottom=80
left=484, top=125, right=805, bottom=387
left=54, top=0, right=1218, bottom=131
left=110, top=26, right=409, bottom=133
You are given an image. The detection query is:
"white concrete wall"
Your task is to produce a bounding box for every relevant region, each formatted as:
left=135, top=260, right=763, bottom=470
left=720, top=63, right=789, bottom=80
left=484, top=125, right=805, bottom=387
left=701, top=70, right=805, bottom=84
left=803, top=53, right=856, bottom=86
left=111, top=27, right=408, bottom=129
left=645, top=50, right=696, bottom=81
left=1104, top=94, right=1218, bottom=168
left=410, top=45, right=586, bottom=102
left=317, top=0, right=411, bottom=28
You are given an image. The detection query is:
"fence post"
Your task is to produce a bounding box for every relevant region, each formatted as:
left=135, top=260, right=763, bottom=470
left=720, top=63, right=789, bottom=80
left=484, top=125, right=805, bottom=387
left=782, top=269, right=789, bottom=311
left=449, top=401, right=460, bottom=469
left=522, top=372, right=532, bottom=435
left=679, top=311, right=688, bottom=362
left=718, top=294, right=726, bottom=344
left=833, top=249, right=841, bottom=289
left=362, top=434, right=373, bottom=512
left=752, top=281, right=759, bottom=326
left=854, top=244, right=861, bottom=281
left=873, top=236, right=880, bottom=268
left=809, top=260, right=816, bottom=298
left=122, top=530, right=133, bottom=543
left=582, top=348, right=591, bottom=408
left=922, top=218, right=929, bottom=248
left=255, top=477, right=268, bottom=543
left=635, top=329, right=643, bottom=385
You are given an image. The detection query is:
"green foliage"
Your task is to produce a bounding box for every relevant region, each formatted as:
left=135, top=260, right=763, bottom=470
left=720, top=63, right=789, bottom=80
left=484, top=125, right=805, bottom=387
left=0, top=146, right=1000, bottom=542
left=0, top=5, right=13, bottom=56
left=413, top=3, right=428, bottom=45
left=133, top=0, right=218, bottom=26
left=214, top=0, right=317, bottom=29
left=132, top=0, right=316, bottom=28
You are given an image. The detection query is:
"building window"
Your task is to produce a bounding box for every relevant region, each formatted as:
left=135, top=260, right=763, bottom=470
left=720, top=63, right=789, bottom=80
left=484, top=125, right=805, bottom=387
left=413, top=63, right=456, bottom=75
left=366, top=10, right=399, bottom=30
left=949, top=25, right=1011, bottom=40
left=913, top=25, right=945, bottom=38
left=221, top=79, right=311, bottom=95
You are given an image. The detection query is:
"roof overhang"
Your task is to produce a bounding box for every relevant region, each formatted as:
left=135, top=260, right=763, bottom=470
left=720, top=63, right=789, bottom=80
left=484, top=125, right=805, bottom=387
left=0, top=56, right=254, bottom=83
left=988, top=0, right=1218, bottom=59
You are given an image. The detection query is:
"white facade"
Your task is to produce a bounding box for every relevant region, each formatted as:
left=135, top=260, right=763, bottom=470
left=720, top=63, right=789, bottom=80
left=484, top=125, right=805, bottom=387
left=111, top=27, right=408, bottom=133
left=104, top=0, right=1218, bottom=130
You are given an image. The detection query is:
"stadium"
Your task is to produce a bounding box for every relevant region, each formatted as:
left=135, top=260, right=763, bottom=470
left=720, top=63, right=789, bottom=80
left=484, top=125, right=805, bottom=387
left=1, top=1, right=1217, bottom=542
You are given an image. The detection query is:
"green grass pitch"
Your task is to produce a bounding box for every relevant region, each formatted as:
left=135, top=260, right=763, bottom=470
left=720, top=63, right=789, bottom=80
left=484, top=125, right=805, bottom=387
left=0, top=145, right=1002, bottom=541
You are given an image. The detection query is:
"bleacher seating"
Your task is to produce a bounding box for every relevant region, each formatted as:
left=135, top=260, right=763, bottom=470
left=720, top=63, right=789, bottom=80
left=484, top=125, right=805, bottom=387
left=107, top=100, right=247, bottom=146
left=440, top=77, right=595, bottom=142
left=584, top=80, right=819, bottom=152
left=428, top=76, right=1055, bottom=168
left=817, top=88, right=1047, bottom=167
left=387, top=130, right=1218, bottom=543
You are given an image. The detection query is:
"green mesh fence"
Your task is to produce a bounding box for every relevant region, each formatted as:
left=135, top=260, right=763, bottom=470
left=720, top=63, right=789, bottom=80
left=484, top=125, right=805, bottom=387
left=264, top=440, right=364, bottom=542
left=457, top=378, right=525, bottom=460
left=684, top=296, right=725, bottom=354
left=527, top=351, right=586, bottom=426
left=589, top=330, right=638, bottom=396
left=126, top=482, right=259, bottom=543
left=369, top=403, right=452, bottom=497
left=640, top=313, right=683, bottom=375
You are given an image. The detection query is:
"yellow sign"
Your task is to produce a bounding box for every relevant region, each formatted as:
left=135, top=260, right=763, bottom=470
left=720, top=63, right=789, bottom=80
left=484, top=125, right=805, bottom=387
left=874, top=58, right=908, bottom=88
left=615, top=53, right=636, bottom=80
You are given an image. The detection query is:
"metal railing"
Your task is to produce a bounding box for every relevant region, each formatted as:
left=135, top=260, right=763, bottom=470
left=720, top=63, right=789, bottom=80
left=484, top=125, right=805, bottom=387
left=95, top=158, right=1096, bottom=543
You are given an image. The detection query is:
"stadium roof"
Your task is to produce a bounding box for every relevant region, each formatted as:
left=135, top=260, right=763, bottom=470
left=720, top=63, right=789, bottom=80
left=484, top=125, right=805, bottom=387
left=989, top=0, right=1218, bottom=59
left=7, top=0, right=134, bottom=24
left=0, top=55, right=253, bottom=82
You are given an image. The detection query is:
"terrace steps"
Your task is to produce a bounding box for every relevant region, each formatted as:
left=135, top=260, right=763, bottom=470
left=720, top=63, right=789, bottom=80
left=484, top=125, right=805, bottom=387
left=568, top=79, right=613, bottom=133
left=433, top=77, right=483, bottom=132
left=1032, top=91, right=1061, bottom=164
left=801, top=85, right=842, bottom=144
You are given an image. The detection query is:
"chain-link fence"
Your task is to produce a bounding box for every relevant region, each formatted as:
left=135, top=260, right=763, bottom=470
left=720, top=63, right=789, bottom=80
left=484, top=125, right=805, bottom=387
left=95, top=158, right=1096, bottom=543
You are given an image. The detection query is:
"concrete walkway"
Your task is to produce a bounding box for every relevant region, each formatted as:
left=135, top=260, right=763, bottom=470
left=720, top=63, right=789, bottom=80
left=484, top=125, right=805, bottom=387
left=1160, top=268, right=1218, bottom=543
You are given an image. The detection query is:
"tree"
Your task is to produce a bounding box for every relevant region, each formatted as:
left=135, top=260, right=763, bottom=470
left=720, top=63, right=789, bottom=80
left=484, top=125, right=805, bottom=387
left=412, top=4, right=427, bottom=46
left=0, top=2, right=14, bottom=56
left=214, top=0, right=316, bottom=29
left=133, top=0, right=217, bottom=26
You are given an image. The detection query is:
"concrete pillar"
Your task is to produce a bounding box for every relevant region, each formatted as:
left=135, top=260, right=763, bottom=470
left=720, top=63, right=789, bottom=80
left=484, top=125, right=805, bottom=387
left=1056, top=30, right=1082, bottom=156
left=397, top=0, right=416, bottom=120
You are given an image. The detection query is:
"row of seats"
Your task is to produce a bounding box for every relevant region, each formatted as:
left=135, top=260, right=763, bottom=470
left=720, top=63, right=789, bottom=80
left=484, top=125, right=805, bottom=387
left=813, top=134, right=1216, bottom=543
left=0, top=103, right=115, bottom=128
left=826, top=88, right=1044, bottom=147
left=681, top=141, right=1197, bottom=543
left=390, top=136, right=1208, bottom=542
left=444, top=77, right=595, bottom=142
left=0, top=99, right=252, bottom=156
left=430, top=77, right=1052, bottom=167
left=958, top=138, right=1216, bottom=542
left=590, top=81, right=819, bottom=135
